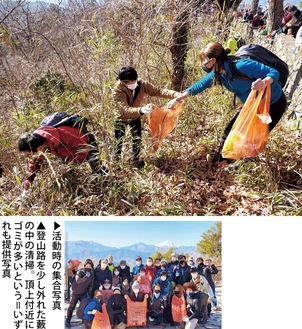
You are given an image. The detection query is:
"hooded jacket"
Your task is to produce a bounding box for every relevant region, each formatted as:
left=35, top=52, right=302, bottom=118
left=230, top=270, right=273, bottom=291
left=71, top=267, right=94, bottom=297
left=112, top=80, right=177, bottom=122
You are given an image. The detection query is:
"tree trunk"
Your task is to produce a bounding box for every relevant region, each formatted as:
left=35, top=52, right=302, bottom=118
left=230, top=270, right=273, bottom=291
left=251, top=0, right=259, bottom=16
left=170, top=2, right=190, bottom=91
left=267, top=0, right=283, bottom=33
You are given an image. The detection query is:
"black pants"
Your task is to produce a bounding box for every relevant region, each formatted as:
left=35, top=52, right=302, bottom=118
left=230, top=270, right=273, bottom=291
left=218, top=91, right=287, bottom=158
left=147, top=311, right=163, bottom=325
left=83, top=319, right=93, bottom=329
left=85, top=131, right=104, bottom=173
left=108, top=312, right=126, bottom=326
left=66, top=293, right=86, bottom=322
left=114, top=118, right=142, bottom=161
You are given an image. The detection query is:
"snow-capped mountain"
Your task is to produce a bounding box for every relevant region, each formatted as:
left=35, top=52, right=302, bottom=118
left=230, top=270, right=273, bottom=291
left=65, top=240, right=197, bottom=268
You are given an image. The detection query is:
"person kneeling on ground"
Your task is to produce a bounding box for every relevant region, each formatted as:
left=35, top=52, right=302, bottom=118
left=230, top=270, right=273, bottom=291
left=18, top=124, right=106, bottom=191
left=83, top=290, right=102, bottom=329
left=106, top=286, right=127, bottom=329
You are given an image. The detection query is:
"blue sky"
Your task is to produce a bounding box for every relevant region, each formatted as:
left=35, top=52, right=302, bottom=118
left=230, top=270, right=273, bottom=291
left=65, top=220, right=218, bottom=247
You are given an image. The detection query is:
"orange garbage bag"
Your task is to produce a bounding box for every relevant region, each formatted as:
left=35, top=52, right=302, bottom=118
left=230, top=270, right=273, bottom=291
left=171, top=292, right=187, bottom=323
left=67, top=259, right=81, bottom=270
left=126, top=295, right=147, bottom=327
left=101, top=289, right=113, bottom=304
left=222, top=85, right=271, bottom=159
left=91, top=304, right=111, bottom=329
left=148, top=101, right=185, bottom=151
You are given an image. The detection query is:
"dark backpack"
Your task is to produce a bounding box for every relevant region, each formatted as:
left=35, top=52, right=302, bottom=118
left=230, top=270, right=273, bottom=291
left=41, top=111, right=89, bottom=132
left=229, top=44, right=289, bottom=88
left=76, top=296, right=92, bottom=320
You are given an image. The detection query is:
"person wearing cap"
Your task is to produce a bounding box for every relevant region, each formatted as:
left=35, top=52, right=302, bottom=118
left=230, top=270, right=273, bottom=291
left=93, top=259, right=113, bottom=292
left=147, top=284, right=167, bottom=325
left=83, top=289, right=102, bottom=329
left=190, top=267, right=212, bottom=323
left=187, top=256, right=196, bottom=268
left=106, top=286, right=127, bottom=329
left=112, top=66, right=182, bottom=168
left=66, top=259, right=95, bottom=327
left=128, top=281, right=147, bottom=302
left=283, top=5, right=302, bottom=37
left=131, top=256, right=145, bottom=281
left=117, top=260, right=131, bottom=282
left=106, top=286, right=126, bottom=329
left=168, top=253, right=179, bottom=272
left=156, top=259, right=174, bottom=282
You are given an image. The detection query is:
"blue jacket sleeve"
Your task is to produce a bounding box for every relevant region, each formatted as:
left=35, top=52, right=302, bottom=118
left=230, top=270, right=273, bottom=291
left=186, top=72, right=214, bottom=96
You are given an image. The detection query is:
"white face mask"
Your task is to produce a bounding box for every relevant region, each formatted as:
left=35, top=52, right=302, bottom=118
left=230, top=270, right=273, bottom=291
left=120, top=265, right=126, bottom=269
left=114, top=271, right=119, bottom=276
left=192, top=273, right=198, bottom=279
left=136, top=261, right=141, bottom=266
left=171, top=257, right=176, bottom=262
left=133, top=289, right=139, bottom=294
left=160, top=276, right=167, bottom=281
left=146, top=261, right=152, bottom=266
left=101, top=264, right=107, bottom=269
left=125, top=81, right=138, bottom=90
left=140, top=272, right=145, bottom=276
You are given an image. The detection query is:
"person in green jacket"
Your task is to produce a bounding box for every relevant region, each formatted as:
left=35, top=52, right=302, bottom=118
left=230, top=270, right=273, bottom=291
left=112, top=66, right=181, bottom=168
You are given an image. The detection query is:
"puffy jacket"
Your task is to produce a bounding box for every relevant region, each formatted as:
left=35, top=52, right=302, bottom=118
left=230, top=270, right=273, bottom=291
left=71, top=267, right=94, bottom=297
left=112, top=80, right=177, bottom=122
left=106, top=294, right=126, bottom=315
left=185, top=292, right=201, bottom=320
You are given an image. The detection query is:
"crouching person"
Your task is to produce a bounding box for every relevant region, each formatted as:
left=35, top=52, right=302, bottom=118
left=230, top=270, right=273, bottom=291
left=83, top=290, right=102, bottom=329
left=147, top=284, right=167, bottom=325
left=18, top=121, right=106, bottom=191
left=106, top=286, right=127, bottom=329
left=183, top=282, right=201, bottom=329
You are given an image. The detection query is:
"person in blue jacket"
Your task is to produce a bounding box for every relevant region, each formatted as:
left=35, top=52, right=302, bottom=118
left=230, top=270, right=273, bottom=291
left=83, top=289, right=102, bottom=329
left=168, top=41, right=287, bottom=162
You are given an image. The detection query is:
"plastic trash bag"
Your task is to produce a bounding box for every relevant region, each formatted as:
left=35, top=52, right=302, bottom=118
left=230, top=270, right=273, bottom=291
left=91, top=304, right=111, bottom=329
left=125, top=295, right=147, bottom=327
left=222, top=85, right=271, bottom=159
left=148, top=101, right=185, bottom=152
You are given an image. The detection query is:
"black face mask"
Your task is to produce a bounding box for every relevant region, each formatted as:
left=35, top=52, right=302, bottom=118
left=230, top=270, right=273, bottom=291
left=179, top=261, right=185, bottom=266
left=174, top=291, right=180, bottom=296
left=201, top=63, right=214, bottom=73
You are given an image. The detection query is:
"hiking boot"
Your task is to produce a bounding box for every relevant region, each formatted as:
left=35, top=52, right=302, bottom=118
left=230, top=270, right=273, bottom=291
left=65, top=320, right=71, bottom=327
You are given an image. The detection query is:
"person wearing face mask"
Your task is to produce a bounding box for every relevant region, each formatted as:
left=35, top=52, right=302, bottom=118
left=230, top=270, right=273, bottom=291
left=112, top=266, right=122, bottom=288
left=187, top=256, right=196, bottom=268
left=82, top=289, right=102, bottom=329
left=182, top=282, right=201, bottom=329
left=113, top=66, right=181, bottom=168
left=137, top=267, right=152, bottom=295
left=145, top=257, right=156, bottom=283
left=154, top=258, right=162, bottom=273
left=131, top=256, right=144, bottom=282
left=66, top=259, right=95, bottom=327
left=106, top=286, right=127, bottom=329
left=128, top=281, right=146, bottom=302
left=121, top=277, right=131, bottom=296
left=196, top=257, right=206, bottom=275
left=168, top=253, right=179, bottom=272
left=152, top=271, right=171, bottom=297
left=167, top=42, right=287, bottom=162
left=147, top=284, right=167, bottom=325
left=173, top=255, right=191, bottom=286
left=156, top=259, right=174, bottom=282
left=117, top=260, right=131, bottom=283
left=171, top=284, right=187, bottom=327
left=190, top=268, right=210, bottom=324
left=93, top=259, right=113, bottom=292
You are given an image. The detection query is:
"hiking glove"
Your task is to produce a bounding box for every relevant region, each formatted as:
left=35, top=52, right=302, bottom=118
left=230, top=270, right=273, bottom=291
left=167, top=98, right=180, bottom=109
left=140, top=104, right=154, bottom=115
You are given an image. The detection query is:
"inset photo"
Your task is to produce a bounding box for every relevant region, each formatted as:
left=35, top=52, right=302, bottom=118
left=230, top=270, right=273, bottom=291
left=64, top=221, right=222, bottom=329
